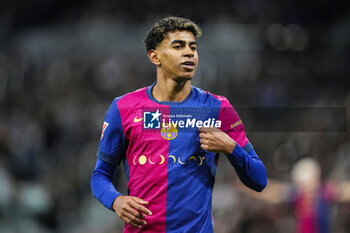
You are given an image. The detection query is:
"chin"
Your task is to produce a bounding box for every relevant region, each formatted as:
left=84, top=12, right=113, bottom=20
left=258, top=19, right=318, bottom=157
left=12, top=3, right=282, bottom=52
left=174, top=76, right=193, bottom=82
left=176, top=72, right=195, bottom=81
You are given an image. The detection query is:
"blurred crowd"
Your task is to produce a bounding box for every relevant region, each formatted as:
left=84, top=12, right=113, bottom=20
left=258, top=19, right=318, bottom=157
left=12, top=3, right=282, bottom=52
left=0, top=0, right=349, bottom=233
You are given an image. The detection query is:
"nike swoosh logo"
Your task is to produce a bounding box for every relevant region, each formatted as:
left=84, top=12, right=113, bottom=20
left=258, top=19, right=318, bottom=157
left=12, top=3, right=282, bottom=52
left=134, top=117, right=143, bottom=123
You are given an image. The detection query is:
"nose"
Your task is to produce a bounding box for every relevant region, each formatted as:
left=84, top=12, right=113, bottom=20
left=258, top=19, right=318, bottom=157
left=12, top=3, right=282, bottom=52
left=183, top=46, right=194, bottom=58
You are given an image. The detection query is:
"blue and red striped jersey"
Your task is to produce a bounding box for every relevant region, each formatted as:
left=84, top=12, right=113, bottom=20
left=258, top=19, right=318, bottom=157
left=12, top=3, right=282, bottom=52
left=91, top=83, right=267, bottom=232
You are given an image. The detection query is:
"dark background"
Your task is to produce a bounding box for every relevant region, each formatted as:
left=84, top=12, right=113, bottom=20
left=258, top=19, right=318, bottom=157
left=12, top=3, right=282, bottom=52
left=0, top=1, right=349, bottom=232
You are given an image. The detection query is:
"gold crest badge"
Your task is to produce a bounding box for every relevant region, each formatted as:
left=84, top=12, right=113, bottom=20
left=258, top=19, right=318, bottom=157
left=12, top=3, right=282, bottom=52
left=160, top=122, right=178, bottom=140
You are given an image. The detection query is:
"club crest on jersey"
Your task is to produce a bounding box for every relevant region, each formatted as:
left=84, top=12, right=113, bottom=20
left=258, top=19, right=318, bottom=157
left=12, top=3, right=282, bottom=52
left=101, top=122, right=109, bottom=139
left=160, top=123, right=178, bottom=140
left=143, top=110, right=161, bottom=129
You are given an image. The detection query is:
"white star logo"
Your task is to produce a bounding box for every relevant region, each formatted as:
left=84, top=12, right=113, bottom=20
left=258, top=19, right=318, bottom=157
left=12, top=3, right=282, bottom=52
left=151, top=110, right=161, bottom=122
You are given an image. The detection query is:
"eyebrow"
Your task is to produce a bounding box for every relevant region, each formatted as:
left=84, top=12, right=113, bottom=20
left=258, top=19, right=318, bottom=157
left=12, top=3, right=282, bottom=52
left=170, top=40, right=197, bottom=46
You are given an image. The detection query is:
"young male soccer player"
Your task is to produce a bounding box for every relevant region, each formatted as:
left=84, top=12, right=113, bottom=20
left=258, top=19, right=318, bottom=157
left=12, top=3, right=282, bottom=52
left=91, top=16, right=267, bottom=232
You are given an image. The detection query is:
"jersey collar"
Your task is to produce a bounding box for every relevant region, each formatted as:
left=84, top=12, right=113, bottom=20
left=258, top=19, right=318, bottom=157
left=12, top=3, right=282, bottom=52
left=146, top=82, right=194, bottom=105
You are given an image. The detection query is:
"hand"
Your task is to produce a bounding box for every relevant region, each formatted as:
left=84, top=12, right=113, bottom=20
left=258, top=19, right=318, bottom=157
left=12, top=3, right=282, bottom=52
left=112, top=195, right=152, bottom=228
left=199, top=127, right=236, bottom=154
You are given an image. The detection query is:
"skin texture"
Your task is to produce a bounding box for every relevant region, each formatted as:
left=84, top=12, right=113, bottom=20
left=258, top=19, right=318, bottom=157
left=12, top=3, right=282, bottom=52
left=113, top=30, right=237, bottom=228
left=149, top=30, right=198, bottom=102
left=199, top=127, right=237, bottom=154
left=113, top=196, right=152, bottom=228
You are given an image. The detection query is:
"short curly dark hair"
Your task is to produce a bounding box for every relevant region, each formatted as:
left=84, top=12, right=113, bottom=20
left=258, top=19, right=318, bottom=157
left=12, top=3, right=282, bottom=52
left=144, top=16, right=202, bottom=52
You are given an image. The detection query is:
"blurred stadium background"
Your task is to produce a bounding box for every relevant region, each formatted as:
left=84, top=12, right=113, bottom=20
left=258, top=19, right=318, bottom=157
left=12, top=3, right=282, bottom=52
left=0, top=0, right=349, bottom=232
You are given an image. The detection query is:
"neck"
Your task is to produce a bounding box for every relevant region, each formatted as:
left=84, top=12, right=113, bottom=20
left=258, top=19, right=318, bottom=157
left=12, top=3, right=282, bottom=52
left=152, top=77, right=192, bottom=102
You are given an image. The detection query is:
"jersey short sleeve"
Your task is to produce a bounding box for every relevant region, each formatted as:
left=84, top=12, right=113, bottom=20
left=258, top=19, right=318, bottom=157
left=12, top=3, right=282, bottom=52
left=218, top=97, right=252, bottom=151
left=97, top=98, right=126, bottom=166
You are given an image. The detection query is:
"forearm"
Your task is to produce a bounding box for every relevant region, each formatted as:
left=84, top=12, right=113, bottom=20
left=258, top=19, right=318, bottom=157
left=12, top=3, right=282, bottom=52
left=226, top=143, right=267, bottom=192
left=91, top=158, right=121, bottom=210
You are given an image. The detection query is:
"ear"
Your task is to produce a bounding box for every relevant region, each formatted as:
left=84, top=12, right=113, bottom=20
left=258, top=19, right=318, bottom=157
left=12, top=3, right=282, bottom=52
left=148, top=49, right=161, bottom=66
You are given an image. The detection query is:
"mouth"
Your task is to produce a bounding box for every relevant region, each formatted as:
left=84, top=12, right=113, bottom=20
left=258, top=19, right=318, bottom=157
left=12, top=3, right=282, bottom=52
left=181, top=61, right=196, bottom=70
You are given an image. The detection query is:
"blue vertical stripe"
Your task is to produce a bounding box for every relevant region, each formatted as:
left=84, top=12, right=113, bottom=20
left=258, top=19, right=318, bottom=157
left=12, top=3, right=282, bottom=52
left=165, top=92, right=221, bottom=232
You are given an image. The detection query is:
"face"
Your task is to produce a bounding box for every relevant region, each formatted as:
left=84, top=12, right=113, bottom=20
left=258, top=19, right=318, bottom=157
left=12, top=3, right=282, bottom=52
left=292, top=159, right=321, bottom=193
left=152, top=30, right=199, bottom=81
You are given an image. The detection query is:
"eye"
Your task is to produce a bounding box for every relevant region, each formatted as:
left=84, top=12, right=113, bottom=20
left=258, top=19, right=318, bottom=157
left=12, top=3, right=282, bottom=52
left=173, top=45, right=182, bottom=49
left=190, top=46, right=197, bottom=51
